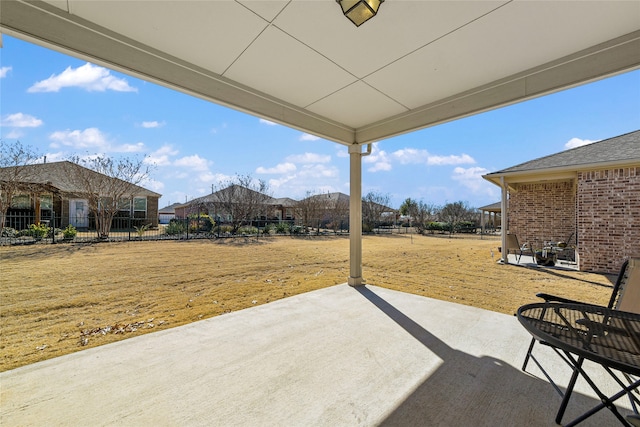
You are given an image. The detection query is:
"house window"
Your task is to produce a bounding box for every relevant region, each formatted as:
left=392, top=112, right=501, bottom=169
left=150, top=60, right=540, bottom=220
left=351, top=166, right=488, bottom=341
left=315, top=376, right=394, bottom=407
left=11, top=194, right=30, bottom=209
left=133, top=197, right=147, bottom=218
left=133, top=197, right=146, bottom=212
left=40, top=194, right=53, bottom=211
left=118, top=198, right=131, bottom=212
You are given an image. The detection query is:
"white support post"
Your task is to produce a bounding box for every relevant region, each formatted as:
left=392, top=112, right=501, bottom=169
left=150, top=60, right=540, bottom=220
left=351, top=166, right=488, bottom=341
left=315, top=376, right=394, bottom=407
left=500, top=176, right=508, bottom=264
left=348, top=144, right=365, bottom=286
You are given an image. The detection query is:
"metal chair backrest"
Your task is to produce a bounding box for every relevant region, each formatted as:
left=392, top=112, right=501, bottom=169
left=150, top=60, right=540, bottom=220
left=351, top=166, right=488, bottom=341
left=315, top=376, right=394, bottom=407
left=609, top=258, right=640, bottom=315
left=506, top=234, right=521, bottom=251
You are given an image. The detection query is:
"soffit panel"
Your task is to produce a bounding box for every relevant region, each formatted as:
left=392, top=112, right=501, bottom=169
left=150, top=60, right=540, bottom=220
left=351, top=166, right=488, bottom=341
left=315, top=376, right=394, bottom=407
left=366, top=0, right=640, bottom=109
left=238, top=0, right=288, bottom=22
left=224, top=25, right=357, bottom=108
left=307, top=81, right=408, bottom=129
left=67, top=0, right=269, bottom=75
left=272, top=0, right=506, bottom=79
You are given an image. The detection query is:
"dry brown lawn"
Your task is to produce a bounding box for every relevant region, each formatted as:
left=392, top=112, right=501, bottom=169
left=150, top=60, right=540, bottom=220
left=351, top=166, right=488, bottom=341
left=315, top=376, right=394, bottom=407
left=0, top=234, right=615, bottom=372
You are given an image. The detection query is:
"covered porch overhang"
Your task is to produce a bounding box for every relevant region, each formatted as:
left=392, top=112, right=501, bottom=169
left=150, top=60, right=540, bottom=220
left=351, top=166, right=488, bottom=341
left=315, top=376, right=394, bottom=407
left=2, top=0, right=640, bottom=284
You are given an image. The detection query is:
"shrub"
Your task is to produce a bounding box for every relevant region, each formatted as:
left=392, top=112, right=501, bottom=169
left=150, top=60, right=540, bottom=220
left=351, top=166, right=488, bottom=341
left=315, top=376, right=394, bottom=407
left=1, top=227, right=17, bottom=238
left=187, top=214, right=215, bottom=232
left=238, top=226, right=258, bottom=235
left=218, top=225, right=233, bottom=235
left=275, top=223, right=289, bottom=234
left=134, top=223, right=150, bottom=237
left=426, top=222, right=450, bottom=232
left=62, top=224, right=78, bottom=240
left=165, top=219, right=187, bottom=236
left=262, top=224, right=273, bottom=235
left=290, top=225, right=305, bottom=235
left=27, top=223, right=51, bottom=240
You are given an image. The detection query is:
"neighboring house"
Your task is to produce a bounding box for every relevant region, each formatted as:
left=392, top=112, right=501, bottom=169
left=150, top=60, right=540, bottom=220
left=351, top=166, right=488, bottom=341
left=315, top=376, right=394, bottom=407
left=174, top=185, right=295, bottom=224
left=483, top=130, right=640, bottom=274
left=270, top=197, right=297, bottom=222
left=478, top=201, right=502, bottom=232
left=0, top=160, right=161, bottom=229
left=158, top=202, right=180, bottom=224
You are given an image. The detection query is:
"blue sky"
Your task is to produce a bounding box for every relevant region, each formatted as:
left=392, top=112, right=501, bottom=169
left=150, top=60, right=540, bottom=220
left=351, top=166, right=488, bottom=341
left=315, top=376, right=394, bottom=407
left=1, top=35, right=639, bottom=209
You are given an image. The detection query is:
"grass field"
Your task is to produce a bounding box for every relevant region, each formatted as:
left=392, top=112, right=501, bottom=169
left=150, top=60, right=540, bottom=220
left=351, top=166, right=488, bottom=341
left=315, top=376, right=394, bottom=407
left=0, top=234, right=614, bottom=372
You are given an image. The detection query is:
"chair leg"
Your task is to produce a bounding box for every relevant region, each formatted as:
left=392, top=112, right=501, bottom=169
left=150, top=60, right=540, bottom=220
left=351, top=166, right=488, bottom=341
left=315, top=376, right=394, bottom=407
left=522, top=336, right=536, bottom=371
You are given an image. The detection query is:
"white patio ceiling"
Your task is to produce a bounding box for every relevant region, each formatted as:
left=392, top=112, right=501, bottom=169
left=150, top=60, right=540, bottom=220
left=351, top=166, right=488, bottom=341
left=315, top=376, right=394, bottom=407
left=2, top=0, right=639, bottom=146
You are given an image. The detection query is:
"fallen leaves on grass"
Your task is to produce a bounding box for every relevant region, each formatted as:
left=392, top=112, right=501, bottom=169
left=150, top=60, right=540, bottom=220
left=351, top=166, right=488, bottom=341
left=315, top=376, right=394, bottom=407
left=79, top=319, right=167, bottom=346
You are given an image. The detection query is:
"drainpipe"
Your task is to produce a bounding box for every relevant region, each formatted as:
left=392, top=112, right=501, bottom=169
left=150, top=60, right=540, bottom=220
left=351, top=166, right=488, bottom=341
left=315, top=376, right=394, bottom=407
left=348, top=143, right=372, bottom=286
left=500, top=176, right=508, bottom=264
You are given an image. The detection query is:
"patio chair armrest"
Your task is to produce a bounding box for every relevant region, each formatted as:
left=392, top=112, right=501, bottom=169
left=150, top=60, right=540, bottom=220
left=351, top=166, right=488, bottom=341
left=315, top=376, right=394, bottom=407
left=535, top=293, right=584, bottom=304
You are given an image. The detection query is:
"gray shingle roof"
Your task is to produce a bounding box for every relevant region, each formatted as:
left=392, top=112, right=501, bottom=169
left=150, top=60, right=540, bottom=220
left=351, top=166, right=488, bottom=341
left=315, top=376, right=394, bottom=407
left=0, top=160, right=161, bottom=197
left=486, top=129, right=640, bottom=176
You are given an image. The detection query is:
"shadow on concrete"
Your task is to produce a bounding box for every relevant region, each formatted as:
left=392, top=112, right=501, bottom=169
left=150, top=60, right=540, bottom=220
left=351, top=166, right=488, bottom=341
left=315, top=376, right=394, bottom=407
left=354, top=285, right=630, bottom=426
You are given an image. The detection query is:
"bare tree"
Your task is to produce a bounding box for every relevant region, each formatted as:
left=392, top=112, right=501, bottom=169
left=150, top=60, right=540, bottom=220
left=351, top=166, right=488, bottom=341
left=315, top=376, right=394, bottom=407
left=439, top=201, right=473, bottom=234
left=294, top=191, right=325, bottom=233
left=208, top=174, right=271, bottom=234
left=0, top=140, right=40, bottom=236
left=325, top=195, right=349, bottom=232
left=412, top=201, right=437, bottom=234
left=362, top=191, right=391, bottom=232
left=64, top=156, right=151, bottom=239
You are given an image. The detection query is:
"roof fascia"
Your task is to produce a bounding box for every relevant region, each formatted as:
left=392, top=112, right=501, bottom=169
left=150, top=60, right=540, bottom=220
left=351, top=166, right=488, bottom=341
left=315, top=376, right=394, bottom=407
left=483, top=158, right=640, bottom=188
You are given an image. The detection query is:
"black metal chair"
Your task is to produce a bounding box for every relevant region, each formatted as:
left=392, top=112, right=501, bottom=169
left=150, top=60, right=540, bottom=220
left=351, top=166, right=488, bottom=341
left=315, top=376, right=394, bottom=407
left=522, top=258, right=640, bottom=403
left=505, top=234, right=533, bottom=264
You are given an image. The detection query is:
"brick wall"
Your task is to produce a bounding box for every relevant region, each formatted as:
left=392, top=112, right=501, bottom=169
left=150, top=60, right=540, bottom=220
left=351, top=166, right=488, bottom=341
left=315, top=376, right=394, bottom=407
left=508, top=180, right=576, bottom=253
left=577, top=167, right=640, bottom=274
left=147, top=196, right=159, bottom=227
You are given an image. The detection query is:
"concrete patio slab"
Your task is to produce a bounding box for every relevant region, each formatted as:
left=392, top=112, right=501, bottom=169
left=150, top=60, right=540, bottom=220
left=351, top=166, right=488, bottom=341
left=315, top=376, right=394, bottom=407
left=0, top=284, right=634, bottom=426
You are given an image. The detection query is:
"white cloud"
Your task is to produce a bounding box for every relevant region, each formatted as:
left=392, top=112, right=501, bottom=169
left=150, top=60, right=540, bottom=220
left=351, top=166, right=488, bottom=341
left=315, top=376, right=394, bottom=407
left=364, top=145, right=392, bottom=172
left=391, top=147, right=475, bottom=167
left=174, top=154, right=210, bottom=171
left=1, top=112, right=43, bottom=127
left=451, top=166, right=496, bottom=196
left=256, top=162, right=297, bottom=174
left=141, top=121, right=165, bottom=128
left=259, top=119, right=277, bottom=126
left=392, top=148, right=430, bottom=164
left=41, top=152, right=67, bottom=163
left=300, top=133, right=320, bottom=141
left=565, top=137, right=598, bottom=149
left=140, top=178, right=164, bottom=193
left=145, top=145, right=178, bottom=166
left=285, top=152, right=331, bottom=164
left=4, top=129, right=23, bottom=139
left=28, top=63, right=137, bottom=93
left=48, top=127, right=144, bottom=153
left=49, top=128, right=109, bottom=150
left=119, top=142, right=145, bottom=153
left=0, top=66, right=12, bottom=78
left=298, top=164, right=338, bottom=179
left=427, top=153, right=475, bottom=166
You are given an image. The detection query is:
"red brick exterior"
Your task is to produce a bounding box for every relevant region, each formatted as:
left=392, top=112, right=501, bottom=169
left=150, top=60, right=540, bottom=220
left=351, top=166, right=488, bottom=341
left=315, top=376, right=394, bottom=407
left=508, top=180, right=576, bottom=253
left=507, top=167, right=640, bottom=274
left=576, top=167, right=640, bottom=273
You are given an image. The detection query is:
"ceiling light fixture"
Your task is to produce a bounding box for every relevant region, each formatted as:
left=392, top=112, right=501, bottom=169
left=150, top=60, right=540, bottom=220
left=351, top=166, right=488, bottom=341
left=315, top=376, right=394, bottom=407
left=337, top=0, right=384, bottom=27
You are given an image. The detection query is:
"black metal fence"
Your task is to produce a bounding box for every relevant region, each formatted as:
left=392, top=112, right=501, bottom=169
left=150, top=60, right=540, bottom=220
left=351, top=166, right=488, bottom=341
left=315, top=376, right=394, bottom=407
left=0, top=212, right=345, bottom=245
left=0, top=212, right=220, bottom=245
